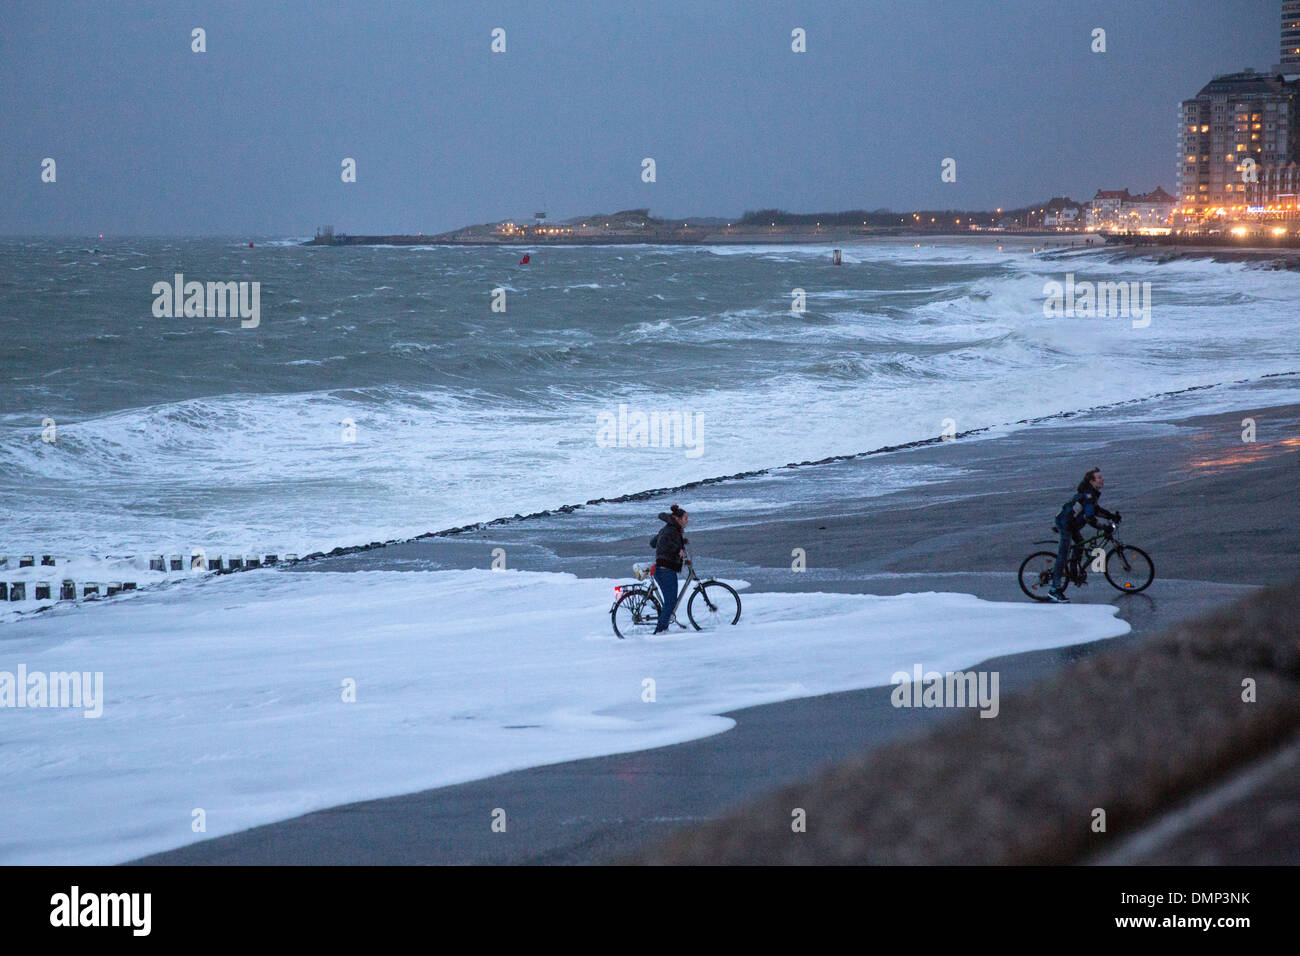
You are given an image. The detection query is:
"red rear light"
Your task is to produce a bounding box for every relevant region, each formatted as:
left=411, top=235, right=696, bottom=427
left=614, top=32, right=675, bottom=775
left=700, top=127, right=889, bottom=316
left=614, top=586, right=621, bottom=594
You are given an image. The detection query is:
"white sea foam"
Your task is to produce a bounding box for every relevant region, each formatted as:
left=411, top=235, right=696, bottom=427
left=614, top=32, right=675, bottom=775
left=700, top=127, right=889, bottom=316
left=0, top=568, right=1129, bottom=864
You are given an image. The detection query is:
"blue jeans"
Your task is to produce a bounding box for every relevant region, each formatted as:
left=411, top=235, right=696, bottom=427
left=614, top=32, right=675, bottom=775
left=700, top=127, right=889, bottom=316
left=1051, top=521, right=1081, bottom=590
left=654, top=567, right=679, bottom=631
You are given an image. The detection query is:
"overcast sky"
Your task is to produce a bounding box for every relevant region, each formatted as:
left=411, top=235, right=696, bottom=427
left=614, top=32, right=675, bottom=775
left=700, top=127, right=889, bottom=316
left=0, top=0, right=1278, bottom=235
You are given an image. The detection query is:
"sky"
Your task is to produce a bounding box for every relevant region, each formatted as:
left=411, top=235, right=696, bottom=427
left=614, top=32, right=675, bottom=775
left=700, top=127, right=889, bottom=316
left=0, top=0, right=1279, bottom=235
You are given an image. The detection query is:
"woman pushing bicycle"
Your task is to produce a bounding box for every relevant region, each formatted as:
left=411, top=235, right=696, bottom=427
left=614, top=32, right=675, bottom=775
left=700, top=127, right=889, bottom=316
left=609, top=508, right=742, bottom=637
left=651, top=504, right=689, bottom=633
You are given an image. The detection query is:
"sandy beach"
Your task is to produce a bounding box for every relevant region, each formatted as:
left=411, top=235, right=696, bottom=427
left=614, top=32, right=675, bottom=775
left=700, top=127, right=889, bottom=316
left=131, top=374, right=1300, bottom=864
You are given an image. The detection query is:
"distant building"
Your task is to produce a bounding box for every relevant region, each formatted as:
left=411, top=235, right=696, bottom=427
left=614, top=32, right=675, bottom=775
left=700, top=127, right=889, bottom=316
left=1088, top=189, right=1132, bottom=227
left=1043, top=205, right=1082, bottom=229
left=1086, top=188, right=1174, bottom=230
left=1245, top=161, right=1300, bottom=215
left=1281, top=1, right=1300, bottom=77
left=1129, top=187, right=1176, bottom=226
left=1176, top=69, right=1299, bottom=222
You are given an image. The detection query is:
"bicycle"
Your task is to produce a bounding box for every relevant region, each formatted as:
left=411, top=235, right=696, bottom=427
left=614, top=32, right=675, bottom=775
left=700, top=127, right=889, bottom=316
left=1018, top=520, right=1154, bottom=601
left=610, top=549, right=742, bottom=638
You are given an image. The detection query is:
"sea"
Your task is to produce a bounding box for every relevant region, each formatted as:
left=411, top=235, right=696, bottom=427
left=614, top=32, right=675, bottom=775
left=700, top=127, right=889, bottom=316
left=2, top=236, right=1297, bottom=576
left=4, top=234, right=1297, bottom=862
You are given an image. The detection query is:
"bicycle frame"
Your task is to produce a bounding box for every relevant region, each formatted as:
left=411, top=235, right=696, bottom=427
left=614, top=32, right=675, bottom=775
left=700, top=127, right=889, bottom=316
left=613, top=552, right=699, bottom=619
left=1037, top=525, right=1121, bottom=552
left=645, top=554, right=701, bottom=619
left=656, top=562, right=697, bottom=606
left=1033, top=525, right=1123, bottom=581
left=1074, top=528, right=1110, bottom=563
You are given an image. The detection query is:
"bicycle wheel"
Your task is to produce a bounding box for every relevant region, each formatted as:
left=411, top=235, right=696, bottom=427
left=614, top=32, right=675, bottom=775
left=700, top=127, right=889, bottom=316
left=687, top=581, right=741, bottom=631
left=611, top=588, right=662, bottom=639
left=1018, top=551, right=1062, bottom=601
left=1104, top=545, right=1154, bottom=594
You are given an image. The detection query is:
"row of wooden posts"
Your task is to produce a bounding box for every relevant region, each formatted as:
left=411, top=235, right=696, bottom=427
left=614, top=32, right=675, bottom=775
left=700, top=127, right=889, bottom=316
left=1, top=551, right=300, bottom=603
left=147, top=553, right=299, bottom=572
left=2, top=580, right=136, bottom=602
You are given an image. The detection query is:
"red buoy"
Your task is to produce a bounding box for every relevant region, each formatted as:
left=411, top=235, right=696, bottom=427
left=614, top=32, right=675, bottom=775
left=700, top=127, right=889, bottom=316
left=519, top=253, right=530, bottom=264
left=249, top=241, right=255, bottom=248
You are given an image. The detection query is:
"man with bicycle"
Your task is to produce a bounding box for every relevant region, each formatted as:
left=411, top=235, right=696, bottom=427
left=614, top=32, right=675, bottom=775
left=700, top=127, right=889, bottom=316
left=1049, top=467, right=1120, bottom=603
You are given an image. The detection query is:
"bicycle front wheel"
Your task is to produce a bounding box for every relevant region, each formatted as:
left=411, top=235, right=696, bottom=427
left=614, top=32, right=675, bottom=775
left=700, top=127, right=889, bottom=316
left=687, top=581, right=741, bottom=631
left=612, top=588, right=662, bottom=639
left=1105, top=545, right=1154, bottom=594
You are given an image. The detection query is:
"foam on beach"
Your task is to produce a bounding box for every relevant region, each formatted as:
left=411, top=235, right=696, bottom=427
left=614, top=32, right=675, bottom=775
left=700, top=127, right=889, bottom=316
left=0, top=568, right=1127, bottom=864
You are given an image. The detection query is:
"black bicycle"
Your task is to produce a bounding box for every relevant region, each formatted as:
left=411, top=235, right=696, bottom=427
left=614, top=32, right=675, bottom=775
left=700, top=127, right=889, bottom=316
left=610, top=550, right=742, bottom=638
left=1018, top=520, right=1154, bottom=601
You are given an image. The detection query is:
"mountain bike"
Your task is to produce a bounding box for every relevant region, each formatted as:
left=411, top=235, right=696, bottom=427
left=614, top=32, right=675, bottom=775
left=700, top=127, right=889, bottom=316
left=610, top=549, right=742, bottom=638
left=1018, top=520, right=1154, bottom=601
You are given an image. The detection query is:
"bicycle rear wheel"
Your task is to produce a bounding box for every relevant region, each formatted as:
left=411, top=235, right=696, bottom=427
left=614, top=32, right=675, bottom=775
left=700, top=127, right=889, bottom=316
left=687, top=581, right=741, bottom=631
left=1105, top=545, right=1154, bottom=594
left=1018, top=551, right=1062, bottom=601
left=611, top=588, right=662, bottom=639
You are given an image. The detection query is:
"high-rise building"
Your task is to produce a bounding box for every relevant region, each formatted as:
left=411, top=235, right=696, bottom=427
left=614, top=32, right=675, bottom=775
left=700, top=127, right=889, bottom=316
left=1176, top=70, right=1298, bottom=220
left=1282, top=1, right=1300, bottom=76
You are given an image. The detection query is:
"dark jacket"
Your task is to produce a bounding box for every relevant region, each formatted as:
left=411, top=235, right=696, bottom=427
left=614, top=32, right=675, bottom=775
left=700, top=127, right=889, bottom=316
left=653, top=513, right=686, bottom=571
left=1057, top=480, right=1116, bottom=532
